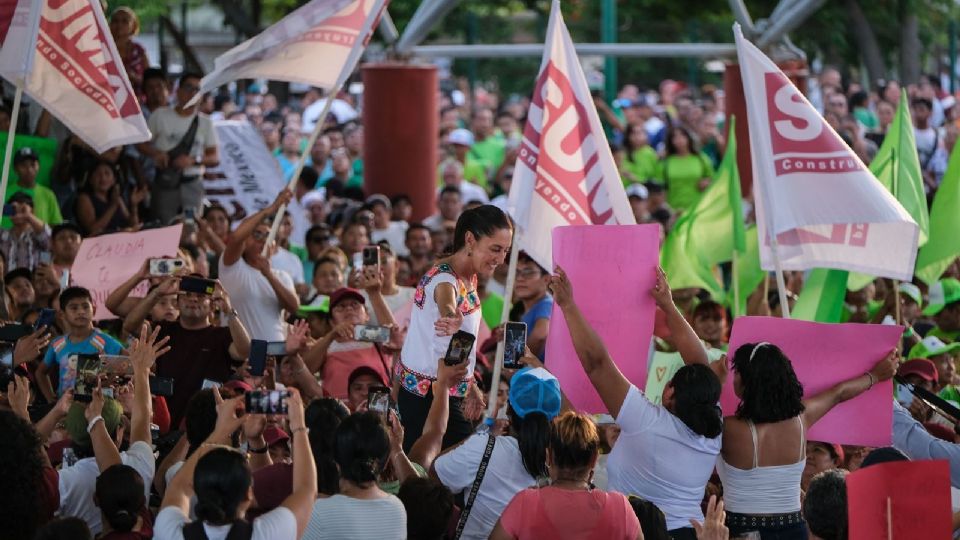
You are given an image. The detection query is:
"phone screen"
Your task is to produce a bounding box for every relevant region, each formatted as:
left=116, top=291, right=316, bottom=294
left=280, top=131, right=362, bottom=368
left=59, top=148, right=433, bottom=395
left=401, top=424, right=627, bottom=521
left=74, top=354, right=101, bottom=402
left=245, top=390, right=290, bottom=415
left=266, top=341, right=287, bottom=356
left=896, top=383, right=915, bottom=407
left=362, top=246, right=380, bottom=267
left=249, top=340, right=268, bottom=376
left=368, top=387, right=390, bottom=416
left=443, top=331, right=476, bottom=366
left=354, top=324, right=390, bottom=343
left=502, top=322, right=527, bottom=369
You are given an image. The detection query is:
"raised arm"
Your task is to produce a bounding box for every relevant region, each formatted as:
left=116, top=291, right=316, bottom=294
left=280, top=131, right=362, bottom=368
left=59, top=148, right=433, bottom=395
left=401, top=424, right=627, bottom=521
left=215, top=282, right=251, bottom=360
left=222, top=190, right=292, bottom=267
left=302, top=322, right=351, bottom=373
left=279, top=389, right=317, bottom=538
left=357, top=266, right=398, bottom=329
left=549, top=266, right=630, bottom=418
left=87, top=386, right=123, bottom=472
left=104, top=259, right=152, bottom=319
left=409, top=359, right=468, bottom=470
left=130, top=324, right=171, bottom=444
left=122, top=276, right=178, bottom=337
left=250, top=255, right=300, bottom=314
left=652, top=267, right=709, bottom=366
left=802, top=349, right=898, bottom=427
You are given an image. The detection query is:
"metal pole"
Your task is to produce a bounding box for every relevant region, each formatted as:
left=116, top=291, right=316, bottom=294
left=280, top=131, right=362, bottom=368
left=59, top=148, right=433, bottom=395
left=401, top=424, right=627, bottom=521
left=755, top=0, right=826, bottom=49
left=395, top=0, right=462, bottom=54
left=378, top=10, right=399, bottom=44
left=410, top=42, right=738, bottom=59
left=0, top=85, right=23, bottom=202
left=728, top=0, right=756, bottom=36
left=601, top=0, right=618, bottom=101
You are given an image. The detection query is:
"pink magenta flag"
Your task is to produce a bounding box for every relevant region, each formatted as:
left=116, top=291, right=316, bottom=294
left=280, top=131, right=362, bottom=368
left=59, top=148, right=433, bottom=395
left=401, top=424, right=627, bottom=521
left=71, top=225, right=182, bottom=320
left=721, top=316, right=901, bottom=447
left=546, top=224, right=659, bottom=413
left=847, top=460, right=952, bottom=540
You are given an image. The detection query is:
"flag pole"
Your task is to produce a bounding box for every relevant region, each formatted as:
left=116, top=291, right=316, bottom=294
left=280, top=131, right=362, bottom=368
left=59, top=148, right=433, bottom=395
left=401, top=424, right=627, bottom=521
left=769, top=234, right=792, bottom=318
left=0, top=84, right=24, bottom=202
left=484, top=231, right=522, bottom=422
left=262, top=85, right=342, bottom=256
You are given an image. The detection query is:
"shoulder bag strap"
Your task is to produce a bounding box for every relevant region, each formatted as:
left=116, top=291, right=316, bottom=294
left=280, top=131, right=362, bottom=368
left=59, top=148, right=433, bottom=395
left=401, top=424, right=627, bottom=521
left=453, top=434, right=496, bottom=539
left=168, top=115, right=201, bottom=160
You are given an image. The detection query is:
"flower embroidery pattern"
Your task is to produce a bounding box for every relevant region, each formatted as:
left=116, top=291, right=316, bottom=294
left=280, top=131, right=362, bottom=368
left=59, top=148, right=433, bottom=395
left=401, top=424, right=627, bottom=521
left=414, top=263, right=481, bottom=316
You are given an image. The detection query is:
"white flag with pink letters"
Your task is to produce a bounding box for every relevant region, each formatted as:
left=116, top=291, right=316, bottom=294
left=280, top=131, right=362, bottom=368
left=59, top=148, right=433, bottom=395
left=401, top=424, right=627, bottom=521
left=735, top=24, right=918, bottom=280
left=507, top=0, right=635, bottom=271
left=0, top=0, right=150, bottom=153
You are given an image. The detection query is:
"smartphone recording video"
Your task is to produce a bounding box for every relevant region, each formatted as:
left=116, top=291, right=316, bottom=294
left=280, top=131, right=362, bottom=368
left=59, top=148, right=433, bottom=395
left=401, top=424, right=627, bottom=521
left=502, top=322, right=527, bottom=370
left=245, top=389, right=290, bottom=415
left=367, top=386, right=391, bottom=417
left=362, top=245, right=380, bottom=272
left=149, top=258, right=184, bottom=276
left=248, top=340, right=268, bottom=377
left=73, top=354, right=101, bottom=402
left=443, top=330, right=476, bottom=366
left=354, top=324, right=390, bottom=343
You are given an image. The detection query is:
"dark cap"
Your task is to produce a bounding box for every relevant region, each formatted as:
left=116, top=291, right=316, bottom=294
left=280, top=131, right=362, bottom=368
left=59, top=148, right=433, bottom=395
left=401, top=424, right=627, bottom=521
left=329, top=288, right=365, bottom=310
left=13, top=147, right=39, bottom=165
left=6, top=191, right=33, bottom=207
left=4, top=267, right=32, bottom=284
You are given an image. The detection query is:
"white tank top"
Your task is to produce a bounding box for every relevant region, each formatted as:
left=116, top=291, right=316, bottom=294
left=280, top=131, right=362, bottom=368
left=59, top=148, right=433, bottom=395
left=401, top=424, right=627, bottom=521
left=715, top=416, right=806, bottom=514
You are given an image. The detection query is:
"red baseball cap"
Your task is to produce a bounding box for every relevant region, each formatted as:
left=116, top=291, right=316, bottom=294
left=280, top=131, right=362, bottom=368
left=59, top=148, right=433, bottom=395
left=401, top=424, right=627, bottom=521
left=329, top=288, right=365, bottom=310
left=898, top=358, right=939, bottom=385
left=264, top=426, right=290, bottom=447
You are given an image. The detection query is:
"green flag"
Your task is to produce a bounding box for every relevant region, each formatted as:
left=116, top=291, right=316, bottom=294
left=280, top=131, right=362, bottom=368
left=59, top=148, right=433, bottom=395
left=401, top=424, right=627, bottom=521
left=793, top=268, right=850, bottom=323
left=662, top=118, right=745, bottom=299
left=727, top=225, right=765, bottom=317
left=848, top=90, right=929, bottom=291
left=917, top=134, right=960, bottom=285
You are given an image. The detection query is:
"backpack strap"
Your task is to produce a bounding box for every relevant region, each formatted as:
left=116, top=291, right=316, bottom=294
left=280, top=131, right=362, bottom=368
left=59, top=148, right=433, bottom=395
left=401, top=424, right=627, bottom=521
left=182, top=520, right=253, bottom=540
left=453, top=434, right=496, bottom=539
left=182, top=521, right=208, bottom=540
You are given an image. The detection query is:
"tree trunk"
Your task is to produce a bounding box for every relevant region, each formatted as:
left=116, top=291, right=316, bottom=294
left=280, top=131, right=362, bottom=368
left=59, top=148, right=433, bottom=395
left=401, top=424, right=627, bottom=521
left=900, top=0, right=922, bottom=84
left=845, top=0, right=886, bottom=86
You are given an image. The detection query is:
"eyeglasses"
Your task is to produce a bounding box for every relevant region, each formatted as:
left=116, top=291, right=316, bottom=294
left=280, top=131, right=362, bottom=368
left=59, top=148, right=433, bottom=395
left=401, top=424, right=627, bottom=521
left=251, top=230, right=270, bottom=241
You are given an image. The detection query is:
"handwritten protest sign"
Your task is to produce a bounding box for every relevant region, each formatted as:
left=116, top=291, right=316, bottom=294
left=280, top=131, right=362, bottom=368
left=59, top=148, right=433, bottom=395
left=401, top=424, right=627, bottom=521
left=847, top=460, right=951, bottom=540
left=645, top=348, right=725, bottom=406
left=546, top=224, right=658, bottom=413
left=203, top=121, right=285, bottom=223
left=71, top=225, right=182, bottom=320
left=721, top=316, right=901, bottom=446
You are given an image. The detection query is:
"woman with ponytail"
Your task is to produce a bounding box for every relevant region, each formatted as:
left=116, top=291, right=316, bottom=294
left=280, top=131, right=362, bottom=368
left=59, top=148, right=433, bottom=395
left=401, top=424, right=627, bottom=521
left=95, top=465, right=151, bottom=539
left=302, top=411, right=407, bottom=539
left=716, top=342, right=897, bottom=539
left=432, top=366, right=561, bottom=539
left=549, top=266, right=724, bottom=540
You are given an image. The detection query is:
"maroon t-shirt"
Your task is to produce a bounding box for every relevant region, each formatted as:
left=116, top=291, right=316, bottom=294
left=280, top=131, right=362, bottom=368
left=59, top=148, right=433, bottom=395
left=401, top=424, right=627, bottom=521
left=155, top=320, right=236, bottom=427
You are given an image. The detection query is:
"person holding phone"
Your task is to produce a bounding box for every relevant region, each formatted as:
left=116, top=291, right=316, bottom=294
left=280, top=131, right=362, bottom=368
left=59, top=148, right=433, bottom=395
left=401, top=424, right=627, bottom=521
left=510, top=252, right=552, bottom=361
left=0, top=191, right=50, bottom=271
left=301, top=267, right=398, bottom=401
left=397, top=205, right=512, bottom=451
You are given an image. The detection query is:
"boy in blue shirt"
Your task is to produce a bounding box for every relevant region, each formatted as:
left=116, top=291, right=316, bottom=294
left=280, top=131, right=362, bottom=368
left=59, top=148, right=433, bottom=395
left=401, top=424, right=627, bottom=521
left=36, top=286, right=124, bottom=401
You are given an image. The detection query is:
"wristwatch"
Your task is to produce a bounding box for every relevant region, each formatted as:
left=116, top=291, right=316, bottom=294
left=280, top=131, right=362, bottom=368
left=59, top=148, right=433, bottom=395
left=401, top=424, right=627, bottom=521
left=227, top=308, right=239, bottom=319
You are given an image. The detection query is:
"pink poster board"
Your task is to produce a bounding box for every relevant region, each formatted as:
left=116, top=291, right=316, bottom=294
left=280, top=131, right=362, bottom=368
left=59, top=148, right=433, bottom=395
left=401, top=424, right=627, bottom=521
left=847, top=460, right=951, bottom=540
left=546, top=225, right=659, bottom=413
left=722, top=316, right=901, bottom=447
left=71, top=225, right=183, bottom=320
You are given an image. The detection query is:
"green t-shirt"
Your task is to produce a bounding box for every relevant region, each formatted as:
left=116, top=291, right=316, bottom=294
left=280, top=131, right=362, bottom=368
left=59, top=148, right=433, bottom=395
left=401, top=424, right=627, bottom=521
left=2, top=183, right=62, bottom=229
left=622, top=147, right=659, bottom=186
left=656, top=153, right=715, bottom=212
left=469, top=135, right=506, bottom=176
left=928, top=326, right=960, bottom=343
left=853, top=108, right=879, bottom=131
left=939, top=385, right=960, bottom=404
left=347, top=158, right=364, bottom=189
left=438, top=157, right=488, bottom=189
left=481, top=292, right=505, bottom=330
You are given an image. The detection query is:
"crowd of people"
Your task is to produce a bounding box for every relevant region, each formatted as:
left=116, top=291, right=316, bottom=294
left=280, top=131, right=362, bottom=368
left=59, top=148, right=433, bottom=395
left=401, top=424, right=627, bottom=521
left=4, top=3, right=960, bottom=540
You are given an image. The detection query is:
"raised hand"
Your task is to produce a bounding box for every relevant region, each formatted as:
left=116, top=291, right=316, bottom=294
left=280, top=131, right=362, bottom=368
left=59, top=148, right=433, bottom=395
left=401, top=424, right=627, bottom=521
left=130, top=322, right=171, bottom=374
left=211, top=387, right=245, bottom=439
left=13, top=327, right=51, bottom=365
left=436, top=357, right=469, bottom=390
left=357, top=266, right=382, bottom=293
left=463, top=381, right=486, bottom=421
left=7, top=374, right=31, bottom=417
left=548, top=266, right=574, bottom=308
left=269, top=189, right=294, bottom=212
left=870, top=348, right=899, bottom=383
left=690, top=495, right=728, bottom=540
left=285, top=319, right=310, bottom=353
left=650, top=266, right=673, bottom=310
left=434, top=310, right=463, bottom=337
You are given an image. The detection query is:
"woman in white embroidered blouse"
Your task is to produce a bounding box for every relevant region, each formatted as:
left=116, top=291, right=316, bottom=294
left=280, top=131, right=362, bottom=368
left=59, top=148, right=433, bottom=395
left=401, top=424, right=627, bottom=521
left=396, top=205, right=513, bottom=451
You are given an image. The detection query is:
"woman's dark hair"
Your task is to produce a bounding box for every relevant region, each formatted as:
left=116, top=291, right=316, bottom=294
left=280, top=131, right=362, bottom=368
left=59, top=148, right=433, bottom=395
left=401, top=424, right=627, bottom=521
left=669, top=364, right=723, bottom=438
left=507, top=405, right=550, bottom=478
left=193, top=448, right=252, bottom=525
left=202, top=204, right=231, bottom=223
left=32, top=518, right=92, bottom=540
left=397, top=477, right=454, bottom=540
left=692, top=300, right=726, bottom=322
left=95, top=464, right=145, bottom=533
left=549, top=411, right=600, bottom=477
left=306, top=398, right=350, bottom=495
left=731, top=342, right=805, bottom=423
left=0, top=411, right=46, bottom=540
left=184, top=389, right=218, bottom=454
left=79, top=160, right=118, bottom=194
left=452, top=204, right=512, bottom=253
left=664, top=126, right=699, bottom=156
left=627, top=496, right=670, bottom=540
left=623, top=123, right=647, bottom=162
left=335, top=411, right=390, bottom=485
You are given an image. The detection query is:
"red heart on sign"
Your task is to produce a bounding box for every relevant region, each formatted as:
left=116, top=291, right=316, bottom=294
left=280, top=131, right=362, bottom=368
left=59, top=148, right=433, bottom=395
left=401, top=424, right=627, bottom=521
left=656, top=366, right=667, bottom=382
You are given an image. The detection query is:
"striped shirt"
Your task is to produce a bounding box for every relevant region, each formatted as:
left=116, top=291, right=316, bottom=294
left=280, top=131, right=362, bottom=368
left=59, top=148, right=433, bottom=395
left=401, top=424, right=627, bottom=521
left=302, top=494, right=406, bottom=540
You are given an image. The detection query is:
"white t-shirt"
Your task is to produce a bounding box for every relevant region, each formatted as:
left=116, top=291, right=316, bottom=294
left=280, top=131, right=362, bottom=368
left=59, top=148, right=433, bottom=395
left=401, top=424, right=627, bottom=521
left=606, top=385, right=722, bottom=531
left=435, top=434, right=536, bottom=540
left=371, top=221, right=410, bottom=257
left=58, top=441, right=156, bottom=535
left=219, top=255, right=296, bottom=341
left=271, top=248, right=305, bottom=285
left=302, top=98, right=359, bottom=131
left=422, top=213, right=447, bottom=233
left=147, top=108, right=218, bottom=176
left=362, top=286, right=415, bottom=328
left=154, top=505, right=297, bottom=540
left=399, top=265, right=482, bottom=380
left=458, top=181, right=489, bottom=204
left=302, top=494, right=406, bottom=540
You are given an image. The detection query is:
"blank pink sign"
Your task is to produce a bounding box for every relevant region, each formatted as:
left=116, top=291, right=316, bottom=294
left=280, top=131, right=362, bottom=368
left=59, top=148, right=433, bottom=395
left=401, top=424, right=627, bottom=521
left=546, top=224, right=659, bottom=413
left=72, top=225, right=183, bottom=320
left=722, top=316, right=901, bottom=447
